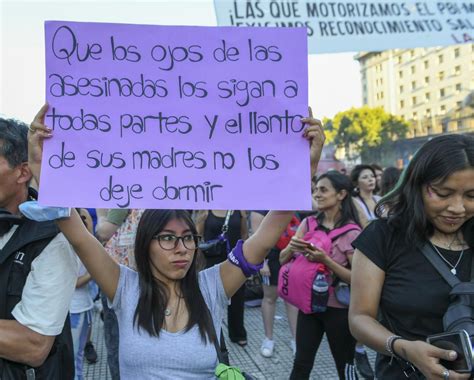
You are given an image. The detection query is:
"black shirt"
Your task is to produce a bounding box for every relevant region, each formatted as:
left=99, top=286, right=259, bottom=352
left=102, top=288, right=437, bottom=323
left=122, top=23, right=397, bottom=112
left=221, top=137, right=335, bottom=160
left=352, top=219, right=472, bottom=378
left=203, top=211, right=242, bottom=267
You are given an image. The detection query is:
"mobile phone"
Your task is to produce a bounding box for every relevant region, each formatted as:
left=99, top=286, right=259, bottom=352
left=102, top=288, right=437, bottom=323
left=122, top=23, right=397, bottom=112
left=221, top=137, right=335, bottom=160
left=426, top=330, right=473, bottom=373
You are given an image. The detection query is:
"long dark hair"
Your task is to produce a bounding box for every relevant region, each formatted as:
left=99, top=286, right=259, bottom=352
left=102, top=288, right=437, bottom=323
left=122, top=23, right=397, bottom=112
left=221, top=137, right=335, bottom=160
left=315, top=171, right=362, bottom=228
left=375, top=134, right=474, bottom=248
left=133, top=209, right=216, bottom=344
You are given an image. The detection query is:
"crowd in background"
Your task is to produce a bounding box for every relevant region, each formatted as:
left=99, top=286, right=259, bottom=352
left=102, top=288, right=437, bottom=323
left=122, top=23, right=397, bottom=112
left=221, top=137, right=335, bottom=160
left=2, top=111, right=473, bottom=380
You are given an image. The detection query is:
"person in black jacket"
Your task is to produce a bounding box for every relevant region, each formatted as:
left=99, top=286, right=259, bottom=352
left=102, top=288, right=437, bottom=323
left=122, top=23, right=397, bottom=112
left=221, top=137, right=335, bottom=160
left=0, top=116, right=78, bottom=379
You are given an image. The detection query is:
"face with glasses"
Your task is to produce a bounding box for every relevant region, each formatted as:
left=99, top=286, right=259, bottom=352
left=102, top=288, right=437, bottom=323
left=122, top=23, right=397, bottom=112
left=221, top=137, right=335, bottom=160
left=149, top=218, right=201, bottom=284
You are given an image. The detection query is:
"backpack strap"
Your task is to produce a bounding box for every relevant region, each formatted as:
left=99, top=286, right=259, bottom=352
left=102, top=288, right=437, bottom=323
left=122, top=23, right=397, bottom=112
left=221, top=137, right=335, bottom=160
left=328, top=223, right=361, bottom=242
left=420, top=243, right=461, bottom=288
left=305, top=216, right=318, bottom=233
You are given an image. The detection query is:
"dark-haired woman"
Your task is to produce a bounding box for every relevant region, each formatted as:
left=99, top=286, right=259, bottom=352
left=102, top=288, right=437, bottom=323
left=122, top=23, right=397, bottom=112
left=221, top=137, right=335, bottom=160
left=349, top=134, right=474, bottom=380
left=351, top=165, right=380, bottom=228
left=27, top=104, right=325, bottom=379
left=280, top=171, right=362, bottom=379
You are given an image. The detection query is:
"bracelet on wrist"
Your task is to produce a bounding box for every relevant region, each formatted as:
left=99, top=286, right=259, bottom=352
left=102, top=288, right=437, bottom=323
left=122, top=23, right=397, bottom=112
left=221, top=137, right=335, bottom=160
left=385, top=335, right=402, bottom=363
left=227, top=240, right=264, bottom=277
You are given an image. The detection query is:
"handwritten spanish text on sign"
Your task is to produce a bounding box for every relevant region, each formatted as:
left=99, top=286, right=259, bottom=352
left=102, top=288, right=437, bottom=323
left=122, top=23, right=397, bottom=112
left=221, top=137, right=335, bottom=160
left=41, top=21, right=309, bottom=210
left=214, top=1, right=474, bottom=54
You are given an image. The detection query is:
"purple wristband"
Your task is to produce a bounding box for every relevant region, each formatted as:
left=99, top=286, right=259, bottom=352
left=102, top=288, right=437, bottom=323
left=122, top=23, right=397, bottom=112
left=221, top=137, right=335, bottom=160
left=227, top=239, right=264, bottom=277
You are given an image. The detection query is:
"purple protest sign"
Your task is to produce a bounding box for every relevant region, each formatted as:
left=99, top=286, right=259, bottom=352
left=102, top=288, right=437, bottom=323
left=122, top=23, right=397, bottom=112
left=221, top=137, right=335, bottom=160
left=41, top=21, right=309, bottom=210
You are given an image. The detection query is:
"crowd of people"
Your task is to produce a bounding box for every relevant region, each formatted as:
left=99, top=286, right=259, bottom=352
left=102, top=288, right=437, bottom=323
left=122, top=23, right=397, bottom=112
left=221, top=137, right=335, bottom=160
left=0, top=104, right=472, bottom=380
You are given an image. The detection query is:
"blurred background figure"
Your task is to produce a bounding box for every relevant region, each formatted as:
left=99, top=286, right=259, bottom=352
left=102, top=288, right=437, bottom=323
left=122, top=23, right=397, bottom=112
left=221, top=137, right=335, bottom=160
left=380, top=167, right=401, bottom=196
left=251, top=211, right=299, bottom=358
left=196, top=210, right=249, bottom=346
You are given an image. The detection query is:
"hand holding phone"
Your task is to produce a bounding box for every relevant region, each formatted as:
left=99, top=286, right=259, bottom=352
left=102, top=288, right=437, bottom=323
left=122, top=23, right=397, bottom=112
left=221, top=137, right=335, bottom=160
left=426, top=330, right=473, bottom=373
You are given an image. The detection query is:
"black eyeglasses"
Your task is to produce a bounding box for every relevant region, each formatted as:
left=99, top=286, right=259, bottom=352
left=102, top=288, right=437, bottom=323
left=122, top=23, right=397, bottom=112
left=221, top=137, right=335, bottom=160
left=153, top=234, right=201, bottom=250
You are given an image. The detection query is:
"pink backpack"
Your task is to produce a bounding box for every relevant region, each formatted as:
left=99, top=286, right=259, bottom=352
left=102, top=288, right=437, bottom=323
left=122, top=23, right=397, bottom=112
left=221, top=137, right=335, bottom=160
left=277, top=216, right=360, bottom=314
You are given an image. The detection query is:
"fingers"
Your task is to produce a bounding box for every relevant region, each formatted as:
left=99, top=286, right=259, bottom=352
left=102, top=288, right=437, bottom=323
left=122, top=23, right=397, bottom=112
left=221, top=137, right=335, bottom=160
left=448, top=370, right=471, bottom=380
left=308, top=106, right=314, bottom=118
left=431, top=346, right=457, bottom=362
left=32, top=103, right=49, bottom=125
left=29, top=104, right=52, bottom=140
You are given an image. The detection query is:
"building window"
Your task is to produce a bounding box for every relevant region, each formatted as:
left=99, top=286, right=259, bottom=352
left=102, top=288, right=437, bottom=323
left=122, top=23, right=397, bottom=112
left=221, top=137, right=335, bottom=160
left=399, top=70, right=403, bottom=78
left=399, top=85, right=404, bottom=93
left=425, top=92, right=430, bottom=101
left=438, top=71, right=445, bottom=80
left=440, top=105, right=446, bottom=114
left=380, top=91, right=384, bottom=99
left=413, top=112, right=418, bottom=120
left=439, top=88, right=446, bottom=98
left=398, top=55, right=403, bottom=64
left=456, top=83, right=462, bottom=92
left=454, top=65, right=461, bottom=75
left=424, top=60, right=429, bottom=69
left=412, top=96, right=417, bottom=105
left=411, top=65, right=416, bottom=74
left=410, top=49, right=415, bottom=58
left=425, top=76, right=430, bottom=84
left=454, top=48, right=460, bottom=58
left=438, top=54, right=444, bottom=64
left=411, top=80, right=417, bottom=90
left=426, top=108, right=431, bottom=117
left=400, top=100, right=405, bottom=108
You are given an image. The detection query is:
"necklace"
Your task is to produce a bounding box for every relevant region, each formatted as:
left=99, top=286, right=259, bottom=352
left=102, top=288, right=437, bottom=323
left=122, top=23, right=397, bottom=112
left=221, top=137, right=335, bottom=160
left=431, top=243, right=464, bottom=275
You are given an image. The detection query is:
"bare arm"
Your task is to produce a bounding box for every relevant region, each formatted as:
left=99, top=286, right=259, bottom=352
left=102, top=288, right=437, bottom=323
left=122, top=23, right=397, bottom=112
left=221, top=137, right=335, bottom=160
left=76, top=273, right=92, bottom=288
left=323, top=253, right=353, bottom=283
left=95, top=220, right=120, bottom=244
left=249, top=212, right=264, bottom=236
left=220, top=114, right=326, bottom=297
left=220, top=210, right=294, bottom=297
left=349, top=249, right=468, bottom=379
left=279, top=220, right=308, bottom=265
left=57, top=211, right=120, bottom=301
left=28, top=105, right=120, bottom=302
left=0, top=319, right=54, bottom=367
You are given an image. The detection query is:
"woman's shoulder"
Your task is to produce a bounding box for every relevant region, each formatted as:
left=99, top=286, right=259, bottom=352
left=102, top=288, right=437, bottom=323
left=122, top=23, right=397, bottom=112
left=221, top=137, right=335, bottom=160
left=198, top=265, right=228, bottom=312
left=363, top=218, right=392, bottom=234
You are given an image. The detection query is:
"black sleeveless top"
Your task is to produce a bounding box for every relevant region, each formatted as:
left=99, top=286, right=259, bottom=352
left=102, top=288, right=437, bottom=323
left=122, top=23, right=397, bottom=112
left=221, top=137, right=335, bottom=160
left=203, top=211, right=242, bottom=267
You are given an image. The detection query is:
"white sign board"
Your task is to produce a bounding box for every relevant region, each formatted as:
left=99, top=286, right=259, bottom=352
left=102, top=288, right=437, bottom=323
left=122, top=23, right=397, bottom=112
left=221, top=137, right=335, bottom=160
left=214, top=0, right=474, bottom=53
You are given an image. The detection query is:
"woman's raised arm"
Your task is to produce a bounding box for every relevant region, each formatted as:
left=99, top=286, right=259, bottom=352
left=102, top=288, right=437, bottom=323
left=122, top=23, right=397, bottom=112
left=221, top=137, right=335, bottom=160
left=28, top=104, right=120, bottom=301
left=220, top=115, right=325, bottom=297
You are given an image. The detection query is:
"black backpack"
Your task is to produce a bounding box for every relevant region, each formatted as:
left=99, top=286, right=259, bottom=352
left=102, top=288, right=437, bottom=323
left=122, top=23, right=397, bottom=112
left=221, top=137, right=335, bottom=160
left=420, top=244, right=474, bottom=341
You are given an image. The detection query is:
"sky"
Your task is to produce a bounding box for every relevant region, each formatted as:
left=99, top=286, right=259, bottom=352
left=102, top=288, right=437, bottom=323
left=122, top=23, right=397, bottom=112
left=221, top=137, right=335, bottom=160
left=0, top=0, right=362, bottom=123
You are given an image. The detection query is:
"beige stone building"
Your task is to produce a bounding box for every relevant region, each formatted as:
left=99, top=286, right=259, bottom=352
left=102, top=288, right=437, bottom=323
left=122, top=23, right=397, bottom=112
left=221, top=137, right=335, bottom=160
left=355, top=45, right=474, bottom=138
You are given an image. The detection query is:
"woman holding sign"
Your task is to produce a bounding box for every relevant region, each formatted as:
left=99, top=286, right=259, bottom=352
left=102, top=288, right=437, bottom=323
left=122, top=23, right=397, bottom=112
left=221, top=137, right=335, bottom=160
left=27, top=104, right=325, bottom=379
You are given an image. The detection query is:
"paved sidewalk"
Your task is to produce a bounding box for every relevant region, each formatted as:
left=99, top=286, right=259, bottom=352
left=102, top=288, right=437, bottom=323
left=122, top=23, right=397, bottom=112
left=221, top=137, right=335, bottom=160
left=84, top=298, right=375, bottom=379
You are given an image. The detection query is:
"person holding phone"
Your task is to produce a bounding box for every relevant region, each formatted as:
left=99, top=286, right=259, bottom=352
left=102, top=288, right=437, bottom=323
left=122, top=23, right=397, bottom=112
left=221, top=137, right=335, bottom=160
left=280, top=171, right=362, bottom=379
left=349, top=134, right=474, bottom=380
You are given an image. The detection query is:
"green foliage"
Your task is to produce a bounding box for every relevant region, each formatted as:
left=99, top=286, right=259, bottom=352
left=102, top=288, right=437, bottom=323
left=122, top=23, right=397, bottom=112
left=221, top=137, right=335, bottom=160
left=325, top=106, right=409, bottom=160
